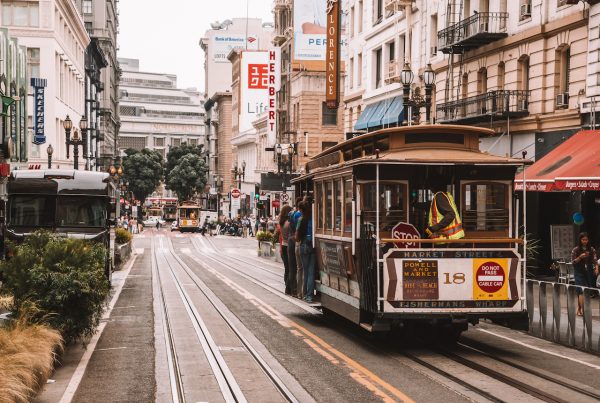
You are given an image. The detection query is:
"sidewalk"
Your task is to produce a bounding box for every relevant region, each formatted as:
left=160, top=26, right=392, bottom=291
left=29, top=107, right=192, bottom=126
left=36, top=250, right=155, bottom=402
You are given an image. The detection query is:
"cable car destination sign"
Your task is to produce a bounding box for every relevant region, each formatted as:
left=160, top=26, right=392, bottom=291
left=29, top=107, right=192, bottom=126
left=326, top=0, right=340, bottom=109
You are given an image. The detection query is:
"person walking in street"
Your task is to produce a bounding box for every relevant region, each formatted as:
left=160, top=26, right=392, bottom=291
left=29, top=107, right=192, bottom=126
left=296, top=201, right=315, bottom=303
left=571, top=232, right=599, bottom=316
left=156, top=220, right=160, bottom=230
left=287, top=198, right=303, bottom=297
left=279, top=205, right=293, bottom=295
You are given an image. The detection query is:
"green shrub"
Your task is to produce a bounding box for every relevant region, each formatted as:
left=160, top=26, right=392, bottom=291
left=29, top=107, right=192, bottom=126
left=0, top=231, right=110, bottom=344
left=115, top=228, right=132, bottom=244
left=272, top=229, right=281, bottom=245
left=256, top=231, right=272, bottom=242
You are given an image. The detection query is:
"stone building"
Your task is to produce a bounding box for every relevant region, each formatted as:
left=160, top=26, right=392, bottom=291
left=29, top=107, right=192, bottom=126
left=2, top=0, right=89, bottom=168
left=75, top=0, right=120, bottom=169
left=117, top=58, right=205, bottom=159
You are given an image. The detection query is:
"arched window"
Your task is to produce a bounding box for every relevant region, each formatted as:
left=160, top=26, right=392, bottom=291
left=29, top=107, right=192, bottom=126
left=517, top=55, right=530, bottom=92
left=461, top=72, right=468, bottom=99
left=477, top=68, right=488, bottom=95
left=555, top=45, right=570, bottom=108
left=497, top=62, right=505, bottom=90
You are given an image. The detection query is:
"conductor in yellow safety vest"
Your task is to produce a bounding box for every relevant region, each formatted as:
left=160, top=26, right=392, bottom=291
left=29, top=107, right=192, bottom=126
left=425, top=184, right=465, bottom=240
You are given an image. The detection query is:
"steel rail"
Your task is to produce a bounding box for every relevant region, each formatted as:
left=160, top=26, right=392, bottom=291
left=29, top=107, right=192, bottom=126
left=165, top=237, right=299, bottom=403
left=457, top=340, right=600, bottom=401
left=154, top=237, right=244, bottom=403
left=151, top=238, right=186, bottom=403
left=436, top=347, right=582, bottom=403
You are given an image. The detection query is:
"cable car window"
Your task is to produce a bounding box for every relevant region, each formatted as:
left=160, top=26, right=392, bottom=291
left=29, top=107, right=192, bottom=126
left=57, top=197, right=107, bottom=227
left=316, top=182, right=323, bottom=229
left=462, top=182, right=509, bottom=233
left=325, top=181, right=333, bottom=229
left=363, top=141, right=374, bottom=157
left=343, top=148, right=352, bottom=161
left=361, top=182, right=407, bottom=231
left=344, top=178, right=352, bottom=233
left=8, top=195, right=55, bottom=227
left=335, top=179, right=343, bottom=231
left=352, top=146, right=362, bottom=159
left=375, top=136, right=389, bottom=152
left=405, top=133, right=464, bottom=144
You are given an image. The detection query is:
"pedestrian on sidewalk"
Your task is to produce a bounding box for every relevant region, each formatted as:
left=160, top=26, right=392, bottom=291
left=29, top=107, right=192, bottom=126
left=279, top=205, right=293, bottom=294
left=571, top=232, right=599, bottom=316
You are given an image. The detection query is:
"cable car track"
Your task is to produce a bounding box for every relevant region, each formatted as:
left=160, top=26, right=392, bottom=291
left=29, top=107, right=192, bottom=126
left=154, top=236, right=298, bottom=403
left=185, top=234, right=600, bottom=402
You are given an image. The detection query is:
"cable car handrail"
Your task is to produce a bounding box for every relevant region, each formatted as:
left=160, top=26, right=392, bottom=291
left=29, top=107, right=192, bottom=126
left=379, top=238, right=524, bottom=245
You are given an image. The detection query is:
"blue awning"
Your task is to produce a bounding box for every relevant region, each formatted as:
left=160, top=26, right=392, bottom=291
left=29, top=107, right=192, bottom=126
left=366, top=101, right=388, bottom=129
left=380, top=96, right=404, bottom=126
left=354, top=103, right=378, bottom=131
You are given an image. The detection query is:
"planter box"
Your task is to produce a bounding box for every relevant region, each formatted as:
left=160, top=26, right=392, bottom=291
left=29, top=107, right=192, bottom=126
left=115, top=241, right=132, bottom=269
left=259, top=241, right=272, bottom=257
left=273, top=243, right=281, bottom=262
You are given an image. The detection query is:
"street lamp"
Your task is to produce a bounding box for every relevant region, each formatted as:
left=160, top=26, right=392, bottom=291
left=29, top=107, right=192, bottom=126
left=233, top=160, right=246, bottom=189
left=423, top=63, right=436, bottom=124
left=79, top=116, right=89, bottom=169
left=400, top=62, right=414, bottom=126
left=63, top=115, right=72, bottom=158
left=46, top=144, right=53, bottom=169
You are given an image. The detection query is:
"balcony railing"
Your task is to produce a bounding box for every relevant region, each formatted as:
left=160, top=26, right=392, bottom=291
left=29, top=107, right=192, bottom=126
left=436, top=90, right=530, bottom=124
left=438, top=12, right=509, bottom=53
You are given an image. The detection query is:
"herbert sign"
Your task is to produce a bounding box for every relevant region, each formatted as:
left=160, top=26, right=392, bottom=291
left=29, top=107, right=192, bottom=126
left=391, top=222, right=421, bottom=248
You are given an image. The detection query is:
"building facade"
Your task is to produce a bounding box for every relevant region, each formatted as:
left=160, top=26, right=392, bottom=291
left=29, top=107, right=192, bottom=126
left=2, top=0, right=89, bottom=169
left=76, top=0, right=120, bottom=169
left=118, top=58, right=205, bottom=159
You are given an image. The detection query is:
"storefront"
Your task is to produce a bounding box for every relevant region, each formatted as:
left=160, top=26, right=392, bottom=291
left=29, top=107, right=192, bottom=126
left=515, top=130, right=600, bottom=272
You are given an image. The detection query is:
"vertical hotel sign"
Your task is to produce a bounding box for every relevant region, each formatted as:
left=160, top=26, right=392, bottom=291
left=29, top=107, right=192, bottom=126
left=31, top=78, right=47, bottom=145
left=326, top=0, right=340, bottom=109
left=267, top=48, right=280, bottom=146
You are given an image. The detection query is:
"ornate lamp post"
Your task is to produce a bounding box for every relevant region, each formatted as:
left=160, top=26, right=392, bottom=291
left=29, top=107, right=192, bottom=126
left=63, top=115, right=72, bottom=158
left=423, top=63, right=436, bottom=124
left=64, top=115, right=87, bottom=169
left=400, top=62, right=414, bottom=126
left=233, top=160, right=246, bottom=189
left=46, top=144, right=53, bottom=169
left=109, top=157, right=124, bottom=216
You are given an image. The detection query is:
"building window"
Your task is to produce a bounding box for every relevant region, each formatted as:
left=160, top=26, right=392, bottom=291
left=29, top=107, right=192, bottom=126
left=558, top=46, right=570, bottom=95
left=189, top=138, right=198, bottom=146
left=348, top=107, right=353, bottom=132
left=373, top=0, right=383, bottom=25
left=477, top=68, right=487, bottom=95
left=497, top=62, right=505, bottom=90
left=557, top=0, right=570, bottom=7
left=322, top=103, right=338, bottom=126
left=84, top=22, right=93, bottom=32
left=119, top=136, right=146, bottom=151
left=154, top=137, right=165, bottom=147
left=349, top=57, right=354, bottom=89
left=357, top=53, right=363, bottom=87
left=350, top=6, right=355, bottom=38
left=2, top=1, right=39, bottom=27
left=375, top=48, right=382, bottom=89
left=322, top=141, right=337, bottom=151
left=27, top=48, right=40, bottom=78
left=518, top=55, right=530, bottom=92
left=172, top=138, right=181, bottom=147
left=430, top=15, right=438, bottom=55
left=358, top=0, right=363, bottom=33
left=82, top=0, right=93, bottom=14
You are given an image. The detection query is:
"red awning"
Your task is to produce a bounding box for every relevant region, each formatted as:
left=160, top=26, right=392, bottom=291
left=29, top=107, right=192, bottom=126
left=515, top=130, right=600, bottom=192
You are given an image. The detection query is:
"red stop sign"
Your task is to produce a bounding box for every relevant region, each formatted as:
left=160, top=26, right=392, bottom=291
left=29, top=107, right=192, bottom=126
left=476, top=262, right=505, bottom=293
left=391, top=222, right=421, bottom=248
left=231, top=188, right=241, bottom=198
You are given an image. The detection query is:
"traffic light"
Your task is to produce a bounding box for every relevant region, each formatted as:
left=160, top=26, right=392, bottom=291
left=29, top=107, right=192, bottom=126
left=254, top=183, right=260, bottom=200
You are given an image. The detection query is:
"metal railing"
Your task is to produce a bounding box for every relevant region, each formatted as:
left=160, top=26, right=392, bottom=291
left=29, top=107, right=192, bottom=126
left=436, top=90, right=530, bottom=123
left=438, top=12, right=509, bottom=51
left=526, top=280, right=600, bottom=353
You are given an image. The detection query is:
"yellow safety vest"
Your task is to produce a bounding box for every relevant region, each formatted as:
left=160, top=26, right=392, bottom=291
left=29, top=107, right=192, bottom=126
left=428, top=192, right=465, bottom=240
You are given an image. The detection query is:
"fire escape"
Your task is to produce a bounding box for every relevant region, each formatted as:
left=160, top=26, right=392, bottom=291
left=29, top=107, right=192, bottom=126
left=436, top=1, right=529, bottom=124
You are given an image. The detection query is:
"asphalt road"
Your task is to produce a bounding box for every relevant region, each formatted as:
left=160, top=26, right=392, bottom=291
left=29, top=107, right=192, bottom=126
left=38, top=229, right=600, bottom=403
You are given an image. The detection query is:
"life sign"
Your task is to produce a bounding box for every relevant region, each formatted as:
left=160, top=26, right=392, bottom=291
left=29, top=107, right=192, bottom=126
left=325, top=0, right=340, bottom=109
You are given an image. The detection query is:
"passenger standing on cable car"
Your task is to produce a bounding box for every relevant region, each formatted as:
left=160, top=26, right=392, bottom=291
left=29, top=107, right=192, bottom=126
left=288, top=197, right=303, bottom=297
left=425, top=183, right=465, bottom=241
left=296, top=201, right=315, bottom=303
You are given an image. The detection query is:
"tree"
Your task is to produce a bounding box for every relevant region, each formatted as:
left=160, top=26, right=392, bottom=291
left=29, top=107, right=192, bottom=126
left=165, top=143, right=204, bottom=180
left=166, top=153, right=208, bottom=201
left=121, top=148, right=164, bottom=202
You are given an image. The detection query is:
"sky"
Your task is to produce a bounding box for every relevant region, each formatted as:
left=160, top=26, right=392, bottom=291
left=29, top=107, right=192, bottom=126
left=118, top=0, right=274, bottom=92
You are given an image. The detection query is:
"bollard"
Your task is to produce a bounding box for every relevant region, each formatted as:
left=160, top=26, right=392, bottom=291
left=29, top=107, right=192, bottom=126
left=552, top=282, right=562, bottom=343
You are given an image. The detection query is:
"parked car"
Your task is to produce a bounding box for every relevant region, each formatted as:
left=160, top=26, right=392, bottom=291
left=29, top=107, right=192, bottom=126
left=143, top=217, right=160, bottom=227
